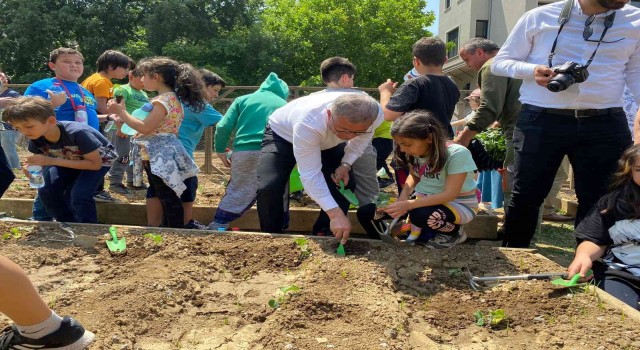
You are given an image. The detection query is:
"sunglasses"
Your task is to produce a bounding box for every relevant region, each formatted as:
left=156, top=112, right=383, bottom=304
left=583, top=12, right=624, bottom=43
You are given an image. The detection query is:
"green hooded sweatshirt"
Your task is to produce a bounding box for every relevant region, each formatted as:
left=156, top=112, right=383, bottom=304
left=214, top=72, right=289, bottom=153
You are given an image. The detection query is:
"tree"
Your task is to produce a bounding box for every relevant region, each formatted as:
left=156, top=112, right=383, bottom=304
left=259, top=0, right=434, bottom=86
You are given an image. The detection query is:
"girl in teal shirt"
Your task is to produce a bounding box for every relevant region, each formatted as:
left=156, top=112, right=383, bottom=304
left=357, top=110, right=478, bottom=248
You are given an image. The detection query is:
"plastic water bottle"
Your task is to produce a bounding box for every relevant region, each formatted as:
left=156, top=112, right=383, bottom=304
left=104, top=120, right=115, bottom=132
left=121, top=102, right=153, bottom=136
left=27, top=165, right=45, bottom=188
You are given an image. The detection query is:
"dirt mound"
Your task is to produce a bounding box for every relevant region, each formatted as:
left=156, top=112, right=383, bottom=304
left=1, top=222, right=638, bottom=349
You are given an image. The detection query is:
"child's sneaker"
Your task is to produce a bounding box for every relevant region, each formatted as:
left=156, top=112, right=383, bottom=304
left=109, top=183, right=131, bottom=195
left=127, top=182, right=148, bottom=190
left=423, top=229, right=467, bottom=249
left=206, top=222, right=229, bottom=231
left=93, top=190, right=117, bottom=203
left=184, top=220, right=207, bottom=230
left=0, top=316, right=95, bottom=350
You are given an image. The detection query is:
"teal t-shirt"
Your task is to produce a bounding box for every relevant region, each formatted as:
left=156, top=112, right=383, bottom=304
left=113, top=84, right=149, bottom=114
left=414, top=143, right=477, bottom=196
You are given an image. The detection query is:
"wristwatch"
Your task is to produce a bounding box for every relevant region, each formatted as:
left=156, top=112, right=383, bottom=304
left=340, top=162, right=352, bottom=170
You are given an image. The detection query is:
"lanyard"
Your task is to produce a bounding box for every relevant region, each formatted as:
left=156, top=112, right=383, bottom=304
left=547, top=0, right=616, bottom=69
left=54, top=78, right=86, bottom=111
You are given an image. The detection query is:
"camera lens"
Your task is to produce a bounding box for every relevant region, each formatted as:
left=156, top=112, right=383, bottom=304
left=546, top=74, right=575, bottom=92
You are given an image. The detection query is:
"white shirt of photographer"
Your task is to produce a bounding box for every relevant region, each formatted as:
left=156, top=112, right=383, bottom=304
left=491, top=0, right=640, bottom=109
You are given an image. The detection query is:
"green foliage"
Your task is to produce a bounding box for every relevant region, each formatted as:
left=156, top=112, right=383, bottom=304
left=0, top=0, right=434, bottom=87
left=268, top=284, right=300, bottom=309
left=293, top=237, right=311, bottom=259
left=3, top=227, right=26, bottom=240
left=475, top=128, right=506, bottom=162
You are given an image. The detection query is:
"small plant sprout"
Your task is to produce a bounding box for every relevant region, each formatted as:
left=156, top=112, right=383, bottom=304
left=268, top=285, right=301, bottom=309
left=473, top=309, right=508, bottom=328
left=340, top=270, right=348, bottom=279
left=143, top=233, right=164, bottom=244
left=293, top=238, right=311, bottom=259
left=448, top=268, right=462, bottom=277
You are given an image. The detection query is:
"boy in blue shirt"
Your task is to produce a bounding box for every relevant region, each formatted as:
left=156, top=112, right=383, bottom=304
left=3, top=97, right=117, bottom=223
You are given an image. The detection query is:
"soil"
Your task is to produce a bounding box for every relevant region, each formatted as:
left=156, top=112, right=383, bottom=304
left=1, top=221, right=638, bottom=350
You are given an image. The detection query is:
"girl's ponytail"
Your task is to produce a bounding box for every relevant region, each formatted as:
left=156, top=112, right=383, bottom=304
left=175, top=63, right=206, bottom=113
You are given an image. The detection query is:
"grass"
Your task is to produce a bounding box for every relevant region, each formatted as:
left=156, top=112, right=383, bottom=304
left=533, top=221, right=576, bottom=267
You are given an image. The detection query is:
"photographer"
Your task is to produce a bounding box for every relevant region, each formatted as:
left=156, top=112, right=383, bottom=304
left=491, top=0, right=640, bottom=248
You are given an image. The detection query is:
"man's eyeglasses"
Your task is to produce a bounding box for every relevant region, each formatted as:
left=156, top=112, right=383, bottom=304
left=583, top=12, right=624, bottom=43
left=329, top=114, right=373, bottom=135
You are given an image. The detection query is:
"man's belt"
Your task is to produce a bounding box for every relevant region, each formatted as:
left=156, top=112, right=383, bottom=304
left=522, top=104, right=623, bottom=117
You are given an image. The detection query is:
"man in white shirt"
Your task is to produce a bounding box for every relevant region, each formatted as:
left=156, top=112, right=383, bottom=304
left=257, top=93, right=383, bottom=244
left=491, top=0, right=640, bottom=248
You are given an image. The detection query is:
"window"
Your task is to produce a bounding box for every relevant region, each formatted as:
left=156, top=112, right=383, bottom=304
left=445, top=0, right=451, bottom=9
left=446, top=27, right=459, bottom=59
left=476, top=20, right=489, bottom=38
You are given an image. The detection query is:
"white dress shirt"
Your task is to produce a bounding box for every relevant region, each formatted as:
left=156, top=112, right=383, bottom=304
left=268, top=90, right=384, bottom=211
left=491, top=0, right=640, bottom=109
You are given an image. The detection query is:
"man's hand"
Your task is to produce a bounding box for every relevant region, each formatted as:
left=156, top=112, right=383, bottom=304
left=534, top=65, right=556, bottom=87
left=332, top=164, right=350, bottom=185
left=26, top=154, right=53, bottom=167
left=383, top=199, right=413, bottom=218
left=46, top=90, right=67, bottom=108
left=217, top=152, right=231, bottom=167
left=327, top=207, right=351, bottom=244
left=453, top=128, right=477, bottom=147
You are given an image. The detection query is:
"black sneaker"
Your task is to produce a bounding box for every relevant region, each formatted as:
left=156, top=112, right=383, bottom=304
left=0, top=316, right=95, bottom=350
left=184, top=220, right=207, bottom=230
left=93, top=190, right=118, bottom=203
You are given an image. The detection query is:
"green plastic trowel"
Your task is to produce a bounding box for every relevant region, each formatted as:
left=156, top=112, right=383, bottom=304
left=551, top=269, right=593, bottom=287
left=337, top=180, right=359, bottom=207
left=106, top=226, right=127, bottom=255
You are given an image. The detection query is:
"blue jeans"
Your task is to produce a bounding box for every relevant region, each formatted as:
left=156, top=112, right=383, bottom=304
left=0, top=130, right=20, bottom=169
left=503, top=107, right=631, bottom=247
left=39, top=166, right=110, bottom=223
left=32, top=167, right=53, bottom=221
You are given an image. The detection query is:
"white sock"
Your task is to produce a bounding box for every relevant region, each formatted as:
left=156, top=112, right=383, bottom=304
left=16, top=311, right=63, bottom=339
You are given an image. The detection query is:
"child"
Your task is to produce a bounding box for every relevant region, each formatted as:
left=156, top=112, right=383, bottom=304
left=567, top=144, right=640, bottom=310
left=3, top=97, right=117, bottom=223
left=378, top=37, right=460, bottom=138
left=24, top=47, right=102, bottom=221
left=81, top=50, right=131, bottom=114
left=357, top=110, right=478, bottom=249
left=107, top=57, right=203, bottom=228
left=0, top=71, right=22, bottom=169
left=0, top=255, right=94, bottom=349
left=111, top=64, right=150, bottom=194
left=209, top=72, right=289, bottom=230
left=153, top=68, right=224, bottom=229
left=81, top=49, right=131, bottom=202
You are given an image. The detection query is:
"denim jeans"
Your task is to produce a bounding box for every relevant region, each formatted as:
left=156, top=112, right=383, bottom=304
left=256, top=125, right=355, bottom=233
left=0, top=130, right=20, bottom=169
left=39, top=166, right=110, bottom=223
left=503, top=107, right=631, bottom=247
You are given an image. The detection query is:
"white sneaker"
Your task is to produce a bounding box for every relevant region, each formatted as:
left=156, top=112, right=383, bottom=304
left=424, top=228, right=467, bottom=249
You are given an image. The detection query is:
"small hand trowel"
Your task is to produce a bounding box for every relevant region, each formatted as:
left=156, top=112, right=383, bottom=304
left=337, top=180, right=359, bottom=207
left=551, top=269, right=593, bottom=287
left=336, top=243, right=346, bottom=256
left=54, top=223, right=98, bottom=249
left=106, top=226, right=127, bottom=255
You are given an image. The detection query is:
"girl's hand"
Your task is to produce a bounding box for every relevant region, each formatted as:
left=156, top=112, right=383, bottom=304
left=26, top=155, right=52, bottom=166
left=383, top=199, right=413, bottom=218
left=567, top=254, right=594, bottom=282
left=107, top=98, right=125, bottom=115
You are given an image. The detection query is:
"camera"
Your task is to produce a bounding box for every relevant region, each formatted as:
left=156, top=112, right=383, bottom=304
left=546, top=61, right=589, bottom=92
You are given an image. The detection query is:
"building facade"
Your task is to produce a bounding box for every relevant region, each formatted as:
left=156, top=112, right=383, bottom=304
left=439, top=0, right=640, bottom=89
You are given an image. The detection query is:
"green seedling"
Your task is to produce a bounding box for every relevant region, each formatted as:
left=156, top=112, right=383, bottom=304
left=268, top=284, right=301, bottom=309
left=340, top=270, right=348, bottom=279
left=2, top=227, right=25, bottom=240
left=143, top=233, right=164, bottom=244
left=448, top=268, right=463, bottom=277
left=474, top=309, right=508, bottom=327
left=293, top=238, right=311, bottom=259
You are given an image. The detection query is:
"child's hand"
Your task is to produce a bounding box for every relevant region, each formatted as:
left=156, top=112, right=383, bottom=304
left=217, top=153, right=231, bottom=167
left=107, top=98, right=125, bottom=115
left=378, top=79, right=398, bottom=94
left=20, top=162, right=30, bottom=178
left=46, top=89, right=67, bottom=107
left=383, top=199, right=413, bottom=218
left=26, top=155, right=53, bottom=166
left=567, top=254, right=594, bottom=282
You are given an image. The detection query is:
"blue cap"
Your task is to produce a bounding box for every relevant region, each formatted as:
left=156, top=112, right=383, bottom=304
left=141, top=102, right=153, bottom=112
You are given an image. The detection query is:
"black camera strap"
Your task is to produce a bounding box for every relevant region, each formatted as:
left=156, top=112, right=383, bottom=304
left=547, top=0, right=615, bottom=69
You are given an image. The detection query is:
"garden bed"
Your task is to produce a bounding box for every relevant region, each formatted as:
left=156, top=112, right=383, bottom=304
left=0, top=221, right=638, bottom=349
